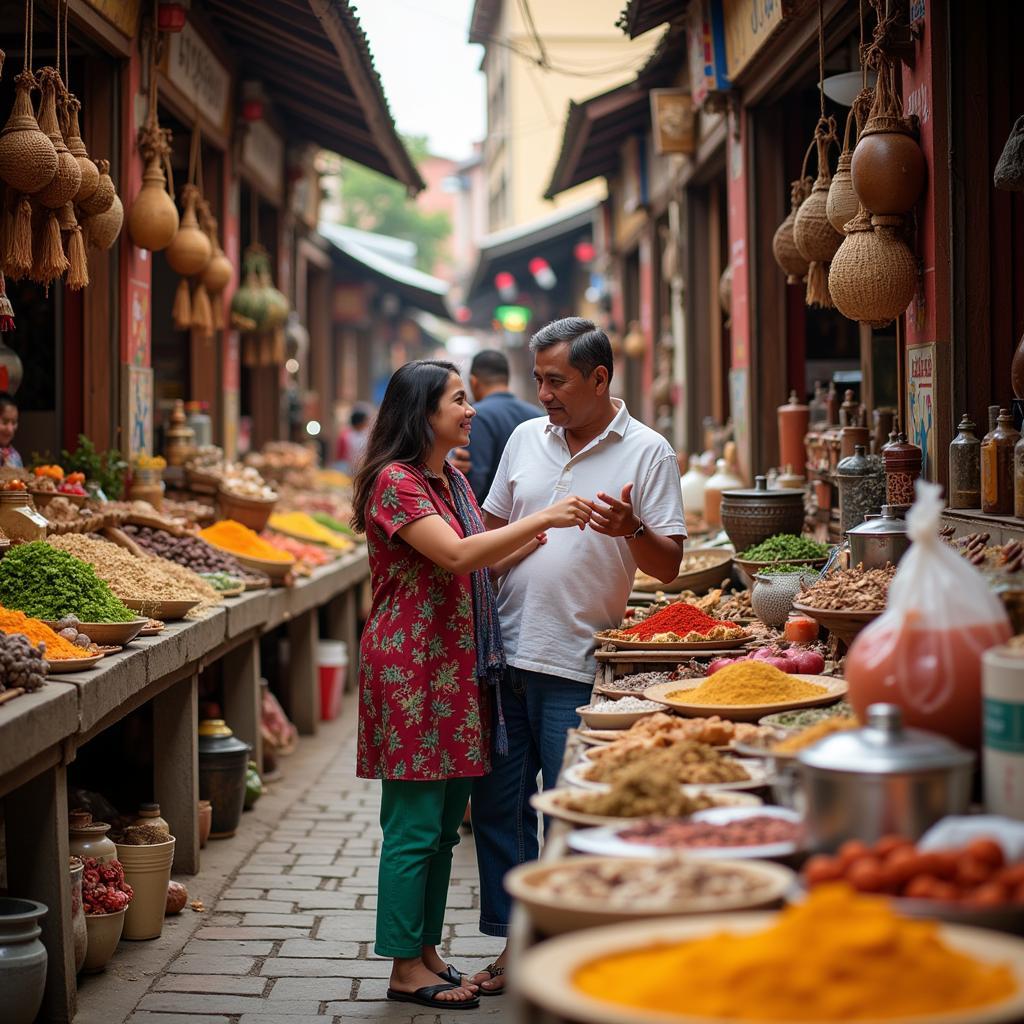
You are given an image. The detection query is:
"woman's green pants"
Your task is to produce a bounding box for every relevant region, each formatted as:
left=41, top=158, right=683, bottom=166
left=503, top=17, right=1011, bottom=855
left=375, top=776, right=474, bottom=958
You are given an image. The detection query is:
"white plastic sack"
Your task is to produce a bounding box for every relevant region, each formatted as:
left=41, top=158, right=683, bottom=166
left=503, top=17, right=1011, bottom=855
left=845, top=481, right=1011, bottom=749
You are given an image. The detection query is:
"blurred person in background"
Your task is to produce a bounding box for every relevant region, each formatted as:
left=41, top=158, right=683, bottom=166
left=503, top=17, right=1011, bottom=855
left=450, top=350, right=541, bottom=502
left=335, top=405, right=373, bottom=474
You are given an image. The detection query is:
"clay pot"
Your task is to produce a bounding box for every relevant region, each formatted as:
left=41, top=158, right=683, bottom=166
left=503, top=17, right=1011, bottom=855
left=78, top=158, right=115, bottom=217
left=34, top=70, right=81, bottom=209
left=69, top=810, right=117, bottom=864
left=778, top=390, right=809, bottom=476
left=63, top=97, right=99, bottom=202
left=85, top=193, right=123, bottom=250
left=720, top=476, right=806, bottom=554
left=829, top=211, right=916, bottom=328
left=827, top=152, right=859, bottom=234
left=0, top=72, right=58, bottom=196
left=127, top=154, right=179, bottom=251
left=772, top=178, right=811, bottom=283
left=0, top=898, right=48, bottom=1021
left=82, top=908, right=124, bottom=973
left=197, top=799, right=213, bottom=848
left=851, top=118, right=926, bottom=215
left=166, top=185, right=211, bottom=277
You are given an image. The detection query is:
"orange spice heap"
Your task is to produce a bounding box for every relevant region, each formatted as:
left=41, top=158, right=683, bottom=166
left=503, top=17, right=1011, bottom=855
left=0, top=606, right=85, bottom=659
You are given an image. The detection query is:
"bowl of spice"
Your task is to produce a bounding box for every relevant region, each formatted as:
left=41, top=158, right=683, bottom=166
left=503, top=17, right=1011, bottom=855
left=576, top=697, right=664, bottom=730
left=644, top=662, right=847, bottom=721
left=598, top=602, right=749, bottom=650
left=505, top=855, right=795, bottom=936
left=199, top=520, right=295, bottom=580
left=791, top=563, right=895, bottom=644
left=516, top=885, right=1024, bottom=1024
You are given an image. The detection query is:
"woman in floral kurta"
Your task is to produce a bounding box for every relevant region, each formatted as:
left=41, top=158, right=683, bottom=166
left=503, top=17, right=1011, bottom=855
left=350, top=360, right=590, bottom=1011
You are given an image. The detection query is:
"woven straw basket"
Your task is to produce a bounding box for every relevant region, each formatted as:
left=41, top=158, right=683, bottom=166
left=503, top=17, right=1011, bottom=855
left=35, top=71, right=81, bottom=209
left=829, top=212, right=916, bottom=327
left=773, top=178, right=811, bottom=283
left=0, top=72, right=57, bottom=195
left=827, top=152, right=859, bottom=234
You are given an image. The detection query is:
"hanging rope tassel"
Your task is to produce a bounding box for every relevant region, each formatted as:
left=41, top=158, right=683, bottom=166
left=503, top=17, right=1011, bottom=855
left=7, top=195, right=33, bottom=279
left=66, top=220, right=88, bottom=289
left=33, top=208, right=68, bottom=285
left=191, top=280, right=213, bottom=336
left=172, top=277, right=192, bottom=331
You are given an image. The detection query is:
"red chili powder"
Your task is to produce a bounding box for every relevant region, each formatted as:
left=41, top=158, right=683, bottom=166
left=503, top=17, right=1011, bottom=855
left=623, top=602, right=738, bottom=640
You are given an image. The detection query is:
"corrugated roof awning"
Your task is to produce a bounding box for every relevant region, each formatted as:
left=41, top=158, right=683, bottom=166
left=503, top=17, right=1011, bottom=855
left=318, top=222, right=451, bottom=320
left=202, top=0, right=424, bottom=193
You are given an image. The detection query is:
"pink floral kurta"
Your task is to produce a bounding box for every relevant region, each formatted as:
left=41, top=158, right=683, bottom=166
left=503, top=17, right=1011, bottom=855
left=357, top=462, right=490, bottom=781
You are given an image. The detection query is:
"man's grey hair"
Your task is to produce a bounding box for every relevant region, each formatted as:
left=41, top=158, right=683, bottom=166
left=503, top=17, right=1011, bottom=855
left=529, top=317, right=614, bottom=382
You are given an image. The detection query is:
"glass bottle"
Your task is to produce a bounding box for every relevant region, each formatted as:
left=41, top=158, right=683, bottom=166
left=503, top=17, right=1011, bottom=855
left=809, top=381, right=828, bottom=426
left=825, top=382, right=840, bottom=426
left=1015, top=432, right=1024, bottom=519
left=949, top=414, right=981, bottom=510
left=981, top=409, right=1020, bottom=516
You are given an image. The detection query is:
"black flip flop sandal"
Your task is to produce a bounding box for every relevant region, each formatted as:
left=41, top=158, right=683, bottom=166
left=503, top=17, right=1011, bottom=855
left=387, top=982, right=480, bottom=1010
left=436, top=963, right=470, bottom=987
left=475, top=961, right=506, bottom=997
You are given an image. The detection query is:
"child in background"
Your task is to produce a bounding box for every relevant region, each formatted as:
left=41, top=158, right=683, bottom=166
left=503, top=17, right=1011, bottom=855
left=0, top=393, right=22, bottom=468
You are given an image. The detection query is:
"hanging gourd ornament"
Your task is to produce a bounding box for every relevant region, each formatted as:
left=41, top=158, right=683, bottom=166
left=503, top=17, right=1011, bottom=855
left=85, top=193, right=123, bottom=251
left=0, top=71, right=57, bottom=195
left=79, top=157, right=115, bottom=217
left=773, top=176, right=812, bottom=283
left=258, top=253, right=289, bottom=330
left=827, top=103, right=865, bottom=235
left=230, top=248, right=267, bottom=332
left=34, top=69, right=80, bottom=208
left=63, top=96, right=99, bottom=203
left=828, top=209, right=916, bottom=328
left=127, top=146, right=178, bottom=251
left=165, top=184, right=211, bottom=276
left=794, top=123, right=843, bottom=308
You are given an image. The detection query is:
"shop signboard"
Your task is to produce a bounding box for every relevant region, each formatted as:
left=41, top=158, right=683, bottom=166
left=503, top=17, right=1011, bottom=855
left=721, top=0, right=790, bottom=80
left=686, top=0, right=730, bottom=106
left=83, top=0, right=142, bottom=36
left=241, top=120, right=285, bottom=206
left=164, top=21, right=233, bottom=138
left=908, top=342, right=937, bottom=481
left=650, top=90, right=696, bottom=155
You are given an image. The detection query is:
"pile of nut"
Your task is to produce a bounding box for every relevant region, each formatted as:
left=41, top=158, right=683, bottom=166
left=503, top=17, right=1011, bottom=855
left=0, top=632, right=48, bottom=693
left=221, top=463, right=277, bottom=501
left=54, top=617, right=95, bottom=649
left=798, top=564, right=897, bottom=611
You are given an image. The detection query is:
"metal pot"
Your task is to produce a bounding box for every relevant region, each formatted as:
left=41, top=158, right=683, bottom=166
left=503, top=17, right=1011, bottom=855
left=720, top=476, right=806, bottom=554
left=845, top=505, right=910, bottom=569
left=197, top=720, right=251, bottom=839
left=797, top=703, right=974, bottom=851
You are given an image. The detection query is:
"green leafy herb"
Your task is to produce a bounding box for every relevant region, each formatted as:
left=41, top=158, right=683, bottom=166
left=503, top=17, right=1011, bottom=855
left=60, top=436, right=128, bottom=500
left=740, top=534, right=830, bottom=562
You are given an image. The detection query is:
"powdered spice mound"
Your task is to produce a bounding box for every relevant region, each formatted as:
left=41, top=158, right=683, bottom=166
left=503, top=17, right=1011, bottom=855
left=619, top=601, right=741, bottom=641
left=670, top=661, right=828, bottom=705
left=0, top=606, right=84, bottom=659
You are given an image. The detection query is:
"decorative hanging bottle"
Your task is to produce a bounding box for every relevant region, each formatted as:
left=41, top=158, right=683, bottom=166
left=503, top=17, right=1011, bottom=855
left=827, top=101, right=867, bottom=234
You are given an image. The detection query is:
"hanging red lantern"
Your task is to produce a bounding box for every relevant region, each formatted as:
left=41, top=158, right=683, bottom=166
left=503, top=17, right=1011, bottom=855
left=157, top=2, right=189, bottom=32
left=494, top=271, right=517, bottom=301
left=574, top=240, right=596, bottom=264
left=528, top=257, right=557, bottom=290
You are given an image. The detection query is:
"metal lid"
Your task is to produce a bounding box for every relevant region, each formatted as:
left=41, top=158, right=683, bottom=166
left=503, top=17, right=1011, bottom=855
left=721, top=475, right=804, bottom=503
left=836, top=445, right=870, bottom=476
left=845, top=507, right=910, bottom=538
left=199, top=719, right=233, bottom=738
left=798, top=703, right=974, bottom=773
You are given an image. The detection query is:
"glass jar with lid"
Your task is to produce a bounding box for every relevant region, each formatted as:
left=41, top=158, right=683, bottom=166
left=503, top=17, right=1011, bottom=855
left=835, top=445, right=886, bottom=535
left=949, top=414, right=981, bottom=510
left=982, top=409, right=1019, bottom=515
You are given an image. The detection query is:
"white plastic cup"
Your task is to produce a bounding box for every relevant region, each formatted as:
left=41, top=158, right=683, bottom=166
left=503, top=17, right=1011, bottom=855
left=982, top=645, right=1024, bottom=820
left=317, top=641, right=348, bottom=721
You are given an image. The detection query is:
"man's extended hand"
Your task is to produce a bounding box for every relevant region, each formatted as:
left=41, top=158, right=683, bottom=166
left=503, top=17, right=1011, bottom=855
left=586, top=483, right=641, bottom=537
left=450, top=447, right=471, bottom=475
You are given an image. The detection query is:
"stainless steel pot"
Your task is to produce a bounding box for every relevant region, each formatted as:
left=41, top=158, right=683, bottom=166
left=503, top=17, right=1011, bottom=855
left=796, top=703, right=974, bottom=851
left=845, top=505, right=910, bottom=569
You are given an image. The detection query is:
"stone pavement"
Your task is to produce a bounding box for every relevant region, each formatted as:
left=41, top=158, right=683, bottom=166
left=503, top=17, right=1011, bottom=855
left=76, top=697, right=507, bottom=1024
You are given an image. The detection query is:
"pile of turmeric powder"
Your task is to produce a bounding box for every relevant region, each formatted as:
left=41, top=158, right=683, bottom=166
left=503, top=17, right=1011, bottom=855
left=0, top=607, right=86, bottom=659
left=199, top=520, right=295, bottom=563
left=573, top=884, right=1017, bottom=1020
left=669, top=661, right=827, bottom=706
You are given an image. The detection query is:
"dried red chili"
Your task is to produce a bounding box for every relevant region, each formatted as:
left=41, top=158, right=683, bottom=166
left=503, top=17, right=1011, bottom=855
left=623, top=603, right=737, bottom=640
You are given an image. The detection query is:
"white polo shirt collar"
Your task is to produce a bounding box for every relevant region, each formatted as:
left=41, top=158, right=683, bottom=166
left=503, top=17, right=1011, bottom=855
left=543, top=398, right=630, bottom=461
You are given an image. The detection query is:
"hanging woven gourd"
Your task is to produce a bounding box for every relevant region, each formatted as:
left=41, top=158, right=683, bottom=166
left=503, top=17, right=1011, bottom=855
left=257, top=250, right=289, bottom=331
left=200, top=203, right=232, bottom=330
left=85, top=192, right=122, bottom=250
left=78, top=156, right=114, bottom=217
left=127, top=141, right=178, bottom=250
left=851, top=4, right=926, bottom=215
left=34, top=67, right=79, bottom=209
left=828, top=207, right=916, bottom=327
left=166, top=184, right=211, bottom=278
left=794, top=119, right=843, bottom=308
left=0, top=71, right=57, bottom=197
left=773, top=141, right=814, bottom=284
left=827, top=104, right=864, bottom=235
left=62, top=96, right=98, bottom=203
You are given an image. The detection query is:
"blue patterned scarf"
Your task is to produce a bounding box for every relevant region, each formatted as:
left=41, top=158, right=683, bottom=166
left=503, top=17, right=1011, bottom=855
left=444, top=465, right=509, bottom=756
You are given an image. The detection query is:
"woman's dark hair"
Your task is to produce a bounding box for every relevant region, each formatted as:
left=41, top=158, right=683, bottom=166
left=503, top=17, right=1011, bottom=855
left=0, top=392, right=18, bottom=415
left=351, top=360, right=458, bottom=533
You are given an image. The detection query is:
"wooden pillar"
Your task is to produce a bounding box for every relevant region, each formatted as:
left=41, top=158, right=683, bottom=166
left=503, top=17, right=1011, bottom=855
left=326, top=588, right=360, bottom=694
left=5, top=766, right=75, bottom=1023
left=223, top=638, right=263, bottom=771
left=286, top=610, right=319, bottom=735
left=153, top=673, right=199, bottom=874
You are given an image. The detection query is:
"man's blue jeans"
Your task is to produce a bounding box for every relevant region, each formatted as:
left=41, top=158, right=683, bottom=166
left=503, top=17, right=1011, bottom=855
left=472, top=665, right=592, bottom=937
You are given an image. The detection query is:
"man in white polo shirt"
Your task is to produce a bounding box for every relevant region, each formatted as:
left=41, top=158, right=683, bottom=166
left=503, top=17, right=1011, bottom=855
left=469, top=317, right=686, bottom=993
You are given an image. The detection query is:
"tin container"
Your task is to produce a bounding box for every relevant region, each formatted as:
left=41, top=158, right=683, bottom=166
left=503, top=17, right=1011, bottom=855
left=846, top=506, right=911, bottom=569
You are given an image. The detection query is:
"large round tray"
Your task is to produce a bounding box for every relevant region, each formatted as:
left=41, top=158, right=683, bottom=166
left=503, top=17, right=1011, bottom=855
left=123, top=598, right=199, bottom=621
left=204, top=541, right=293, bottom=580
left=515, top=914, right=1024, bottom=1024
left=633, top=549, right=733, bottom=595
left=45, top=652, right=105, bottom=672
left=530, top=788, right=761, bottom=829
left=643, top=675, right=847, bottom=722
left=563, top=759, right=771, bottom=794
left=506, top=855, right=794, bottom=937
left=595, top=631, right=751, bottom=652
left=43, top=618, right=148, bottom=646
left=791, top=601, right=881, bottom=645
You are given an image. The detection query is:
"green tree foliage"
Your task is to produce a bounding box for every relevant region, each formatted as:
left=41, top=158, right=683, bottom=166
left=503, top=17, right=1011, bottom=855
left=335, top=135, right=452, bottom=274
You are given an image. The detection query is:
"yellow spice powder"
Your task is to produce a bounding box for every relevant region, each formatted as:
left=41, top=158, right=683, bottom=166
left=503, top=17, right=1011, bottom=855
left=572, top=884, right=1016, bottom=1020
left=670, top=661, right=826, bottom=706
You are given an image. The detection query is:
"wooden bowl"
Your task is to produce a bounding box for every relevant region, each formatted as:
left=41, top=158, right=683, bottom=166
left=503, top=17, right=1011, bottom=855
left=790, top=601, right=881, bottom=645
left=643, top=676, right=847, bottom=722
left=515, top=914, right=1024, bottom=1024
left=216, top=487, right=277, bottom=532
left=204, top=541, right=293, bottom=581
left=634, top=549, right=733, bottom=595
left=505, top=855, right=795, bottom=936
left=576, top=705, right=660, bottom=731
left=43, top=618, right=148, bottom=646
left=123, top=598, right=199, bottom=621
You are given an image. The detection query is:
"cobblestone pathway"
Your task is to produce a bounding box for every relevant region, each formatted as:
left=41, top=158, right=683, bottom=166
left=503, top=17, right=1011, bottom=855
left=77, top=701, right=506, bottom=1024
